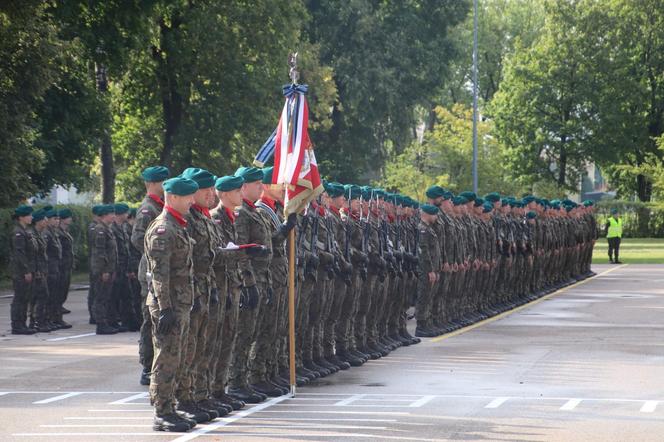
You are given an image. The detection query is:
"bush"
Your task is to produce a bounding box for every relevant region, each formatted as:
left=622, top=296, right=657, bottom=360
left=595, top=200, right=664, bottom=238
left=0, top=205, right=93, bottom=282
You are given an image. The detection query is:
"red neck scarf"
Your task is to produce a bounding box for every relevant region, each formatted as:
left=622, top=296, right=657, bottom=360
left=164, top=205, right=187, bottom=227
left=148, top=193, right=165, bottom=208
left=192, top=203, right=210, bottom=219
left=243, top=198, right=256, bottom=209
left=259, top=196, right=277, bottom=212
left=329, top=205, right=341, bottom=217
left=224, top=206, right=235, bottom=223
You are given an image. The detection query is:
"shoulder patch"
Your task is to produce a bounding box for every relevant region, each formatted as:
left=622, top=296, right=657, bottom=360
left=156, top=226, right=167, bottom=234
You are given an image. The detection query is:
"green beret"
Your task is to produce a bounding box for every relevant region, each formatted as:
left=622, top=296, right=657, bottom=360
left=484, top=192, right=500, bottom=203
left=235, top=166, right=263, bottom=183
left=181, top=167, right=215, bottom=189
left=360, top=186, right=373, bottom=200
left=425, top=185, right=445, bottom=199
left=453, top=196, right=469, bottom=206
left=142, top=166, right=170, bottom=182
left=459, top=191, right=476, bottom=202
left=114, top=203, right=130, bottom=215
left=474, top=197, right=485, bottom=207
left=97, top=204, right=115, bottom=216
left=45, top=208, right=58, bottom=218
left=32, top=209, right=46, bottom=222
left=42, top=205, right=53, bottom=212
left=215, top=175, right=244, bottom=192
left=344, top=184, right=362, bottom=200
left=421, top=204, right=439, bottom=215
left=14, top=205, right=33, bottom=217
left=610, top=207, right=618, bottom=214
left=92, top=205, right=104, bottom=216
left=58, top=208, right=72, bottom=219
left=482, top=202, right=493, bottom=213
left=261, top=167, right=274, bottom=184
left=526, top=211, right=537, bottom=219
left=163, top=177, right=199, bottom=196
left=128, top=208, right=137, bottom=218
left=522, top=195, right=536, bottom=204
left=326, top=183, right=345, bottom=198
left=583, top=200, right=594, bottom=207
left=442, top=191, right=454, bottom=201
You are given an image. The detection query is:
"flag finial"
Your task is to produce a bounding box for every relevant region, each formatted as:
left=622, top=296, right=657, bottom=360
left=288, top=52, right=299, bottom=85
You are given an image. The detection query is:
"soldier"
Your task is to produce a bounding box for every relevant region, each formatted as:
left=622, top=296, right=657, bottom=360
left=43, top=208, right=63, bottom=329
left=111, top=203, right=133, bottom=332
left=91, top=204, right=119, bottom=335
left=415, top=204, right=441, bottom=337
left=126, top=208, right=143, bottom=332
left=209, top=175, right=246, bottom=411
left=10, top=205, right=37, bottom=335
left=55, top=208, right=74, bottom=329
left=87, top=205, right=102, bottom=325
left=31, top=210, right=51, bottom=332
left=131, top=166, right=170, bottom=386
left=175, top=167, right=226, bottom=422
left=145, top=176, right=199, bottom=433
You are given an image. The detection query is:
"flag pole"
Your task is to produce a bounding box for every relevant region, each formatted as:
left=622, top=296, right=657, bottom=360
left=287, top=53, right=299, bottom=397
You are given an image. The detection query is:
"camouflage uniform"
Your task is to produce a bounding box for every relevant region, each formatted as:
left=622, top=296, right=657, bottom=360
left=10, top=222, right=38, bottom=329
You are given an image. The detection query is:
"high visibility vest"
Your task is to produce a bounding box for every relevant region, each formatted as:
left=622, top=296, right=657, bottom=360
left=607, top=217, right=622, bottom=238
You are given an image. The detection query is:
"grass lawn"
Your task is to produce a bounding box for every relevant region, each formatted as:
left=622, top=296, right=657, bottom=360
left=592, top=238, right=664, bottom=264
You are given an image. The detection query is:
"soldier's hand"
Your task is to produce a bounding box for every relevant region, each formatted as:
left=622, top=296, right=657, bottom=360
left=157, top=308, right=176, bottom=335
left=191, top=296, right=203, bottom=314
left=24, top=273, right=33, bottom=283
left=226, top=292, right=232, bottom=310
left=101, top=273, right=110, bottom=282
left=242, top=285, right=260, bottom=310
left=428, top=272, right=436, bottom=284
left=266, top=287, right=274, bottom=305
left=210, top=288, right=220, bottom=306
left=307, top=254, right=320, bottom=270
left=247, top=245, right=269, bottom=257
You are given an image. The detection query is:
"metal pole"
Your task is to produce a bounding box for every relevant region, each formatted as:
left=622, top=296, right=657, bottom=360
left=472, top=0, right=479, bottom=193
left=288, top=228, right=296, bottom=396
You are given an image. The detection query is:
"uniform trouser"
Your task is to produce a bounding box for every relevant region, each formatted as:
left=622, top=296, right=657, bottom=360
left=354, top=273, right=377, bottom=350
left=275, top=268, right=291, bottom=373
left=176, top=281, right=209, bottom=403
left=129, top=277, right=142, bottom=327
left=268, top=260, right=287, bottom=378
left=93, top=275, right=114, bottom=326
left=366, top=275, right=385, bottom=347
left=296, top=274, right=315, bottom=367
left=88, top=270, right=96, bottom=321
left=228, top=282, right=264, bottom=389
left=304, top=270, right=330, bottom=362
left=47, top=272, right=59, bottom=322
left=251, top=280, right=282, bottom=384
left=325, top=278, right=349, bottom=357
left=416, top=273, right=437, bottom=329
left=58, top=267, right=72, bottom=309
left=114, top=273, right=136, bottom=326
left=316, top=273, right=335, bottom=361
left=194, top=291, right=223, bottom=401
left=336, top=271, right=360, bottom=353
left=608, top=237, right=621, bottom=261
left=11, top=277, right=33, bottom=325
left=210, top=283, right=241, bottom=395
left=139, top=277, right=154, bottom=371
left=149, top=302, right=191, bottom=416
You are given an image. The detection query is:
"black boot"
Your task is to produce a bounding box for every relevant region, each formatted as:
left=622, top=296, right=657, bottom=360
left=227, top=386, right=265, bottom=404
left=153, top=413, right=192, bottom=432
left=211, top=392, right=245, bottom=411
left=175, top=401, right=212, bottom=423
left=140, top=368, right=151, bottom=386
left=96, top=324, right=119, bottom=335
left=251, top=381, right=287, bottom=397
left=11, top=322, right=36, bottom=335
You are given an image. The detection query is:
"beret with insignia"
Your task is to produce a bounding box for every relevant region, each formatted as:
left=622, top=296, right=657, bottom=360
left=163, top=177, right=199, bottom=196
left=14, top=205, right=33, bottom=217
left=181, top=167, right=215, bottom=189
left=215, top=175, right=244, bottom=192
left=234, top=166, right=263, bottom=183
left=142, top=166, right=170, bottom=182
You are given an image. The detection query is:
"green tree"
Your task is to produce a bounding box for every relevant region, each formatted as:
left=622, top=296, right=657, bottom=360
left=0, top=1, right=59, bottom=206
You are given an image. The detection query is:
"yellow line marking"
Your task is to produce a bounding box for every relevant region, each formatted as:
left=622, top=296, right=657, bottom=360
left=428, top=264, right=628, bottom=343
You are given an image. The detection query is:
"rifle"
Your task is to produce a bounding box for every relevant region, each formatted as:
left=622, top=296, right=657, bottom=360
left=305, top=201, right=320, bottom=281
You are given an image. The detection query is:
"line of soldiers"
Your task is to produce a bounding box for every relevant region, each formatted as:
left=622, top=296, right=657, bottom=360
left=86, top=203, right=142, bottom=335
left=9, top=206, right=75, bottom=334
left=128, top=164, right=597, bottom=432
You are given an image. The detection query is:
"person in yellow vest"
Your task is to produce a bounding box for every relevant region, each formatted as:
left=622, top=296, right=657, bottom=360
left=605, top=208, right=623, bottom=264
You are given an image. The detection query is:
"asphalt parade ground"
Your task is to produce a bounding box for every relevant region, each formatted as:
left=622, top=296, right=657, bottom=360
left=1, top=263, right=664, bottom=441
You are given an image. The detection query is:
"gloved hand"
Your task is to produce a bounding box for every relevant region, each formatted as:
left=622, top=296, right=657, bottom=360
left=266, top=287, right=274, bottom=305
left=191, top=296, right=203, bottom=314
left=242, top=285, right=259, bottom=310
left=360, top=267, right=368, bottom=281
left=157, top=308, right=176, bottom=335
left=326, top=265, right=335, bottom=280
left=210, top=288, right=219, bottom=306
left=307, top=254, right=320, bottom=271
left=278, top=213, right=298, bottom=236
left=247, top=245, right=269, bottom=257
left=225, top=292, right=232, bottom=310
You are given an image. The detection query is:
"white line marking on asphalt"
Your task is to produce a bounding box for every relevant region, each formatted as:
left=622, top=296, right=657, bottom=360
left=108, top=392, right=149, bottom=405
left=169, top=395, right=290, bottom=442
left=485, top=397, right=510, bottom=409
left=33, top=392, right=84, bottom=404
left=409, top=395, right=436, bottom=407
left=65, top=417, right=151, bottom=420
left=560, top=399, right=582, bottom=410
left=334, top=394, right=366, bottom=406
left=42, top=425, right=152, bottom=428
left=46, top=333, right=96, bottom=342
left=88, top=409, right=153, bottom=412
left=0, top=392, right=9, bottom=396
left=241, top=418, right=398, bottom=422
left=13, top=433, right=163, bottom=437
left=641, top=401, right=659, bottom=412
left=257, top=410, right=411, bottom=415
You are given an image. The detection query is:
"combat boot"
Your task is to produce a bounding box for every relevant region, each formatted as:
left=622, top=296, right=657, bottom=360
left=139, top=368, right=151, bottom=386
left=210, top=392, right=245, bottom=411
left=32, top=322, right=51, bottom=333
left=175, top=401, right=212, bottom=423
left=195, top=399, right=222, bottom=419
left=315, top=357, right=339, bottom=374
left=11, top=322, right=36, bottom=335
left=328, top=355, right=351, bottom=370
left=227, top=386, right=265, bottom=404
left=251, top=381, right=287, bottom=397
left=153, top=413, right=192, bottom=432
left=96, top=324, right=119, bottom=335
